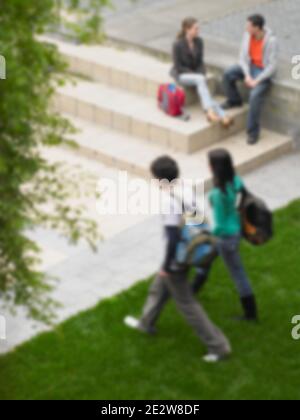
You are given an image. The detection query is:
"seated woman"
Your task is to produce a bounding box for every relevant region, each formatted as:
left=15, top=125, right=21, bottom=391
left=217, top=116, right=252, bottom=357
left=171, top=17, right=233, bottom=127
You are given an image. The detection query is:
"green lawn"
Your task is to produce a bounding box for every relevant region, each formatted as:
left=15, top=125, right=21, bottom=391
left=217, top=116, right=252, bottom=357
left=1, top=200, right=300, bottom=400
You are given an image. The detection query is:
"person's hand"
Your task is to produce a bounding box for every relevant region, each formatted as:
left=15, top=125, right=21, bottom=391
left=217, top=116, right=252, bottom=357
left=245, top=75, right=254, bottom=88
left=250, top=79, right=260, bottom=89
left=246, top=77, right=260, bottom=89
left=159, top=270, right=170, bottom=278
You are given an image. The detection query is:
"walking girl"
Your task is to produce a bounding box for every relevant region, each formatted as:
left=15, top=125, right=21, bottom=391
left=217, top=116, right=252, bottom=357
left=208, top=149, right=258, bottom=321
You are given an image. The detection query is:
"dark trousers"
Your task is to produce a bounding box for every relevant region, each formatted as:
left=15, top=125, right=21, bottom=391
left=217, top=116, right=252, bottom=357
left=139, top=271, right=231, bottom=356
left=217, top=235, right=254, bottom=298
left=223, top=64, right=271, bottom=138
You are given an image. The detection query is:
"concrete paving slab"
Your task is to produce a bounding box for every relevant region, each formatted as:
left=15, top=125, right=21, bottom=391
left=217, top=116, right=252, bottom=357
left=105, top=0, right=272, bottom=48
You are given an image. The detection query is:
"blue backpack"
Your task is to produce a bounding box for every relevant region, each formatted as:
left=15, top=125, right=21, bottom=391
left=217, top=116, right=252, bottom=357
left=175, top=219, right=218, bottom=269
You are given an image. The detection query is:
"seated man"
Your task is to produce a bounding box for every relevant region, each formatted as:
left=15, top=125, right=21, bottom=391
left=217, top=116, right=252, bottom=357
left=222, top=14, right=279, bottom=145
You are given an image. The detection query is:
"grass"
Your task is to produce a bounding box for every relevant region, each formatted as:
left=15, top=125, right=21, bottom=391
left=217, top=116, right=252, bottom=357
left=1, top=200, right=300, bottom=400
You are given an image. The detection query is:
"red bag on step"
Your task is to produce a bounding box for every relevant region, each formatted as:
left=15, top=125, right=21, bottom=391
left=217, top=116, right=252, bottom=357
left=158, top=83, right=185, bottom=117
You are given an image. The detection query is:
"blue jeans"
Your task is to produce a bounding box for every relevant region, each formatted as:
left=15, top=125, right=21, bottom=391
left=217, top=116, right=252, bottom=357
left=179, top=73, right=225, bottom=118
left=223, top=64, right=271, bottom=138
left=217, top=235, right=253, bottom=298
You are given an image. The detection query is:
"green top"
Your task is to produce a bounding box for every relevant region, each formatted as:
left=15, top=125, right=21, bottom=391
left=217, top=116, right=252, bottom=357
left=209, top=175, right=244, bottom=238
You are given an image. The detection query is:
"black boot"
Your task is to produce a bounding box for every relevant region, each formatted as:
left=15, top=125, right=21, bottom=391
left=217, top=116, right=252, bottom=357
left=237, top=295, right=258, bottom=321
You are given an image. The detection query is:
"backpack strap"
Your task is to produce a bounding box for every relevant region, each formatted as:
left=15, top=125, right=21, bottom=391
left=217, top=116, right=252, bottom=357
left=235, top=181, right=249, bottom=211
left=170, top=189, right=199, bottom=221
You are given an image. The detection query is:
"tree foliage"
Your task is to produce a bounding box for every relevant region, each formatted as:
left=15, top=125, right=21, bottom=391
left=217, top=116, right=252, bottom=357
left=0, top=0, right=111, bottom=322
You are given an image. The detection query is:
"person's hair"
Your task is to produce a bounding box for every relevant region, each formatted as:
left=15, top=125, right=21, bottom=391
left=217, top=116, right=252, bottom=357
left=208, top=149, right=236, bottom=193
left=150, top=156, right=180, bottom=182
left=177, top=17, right=198, bottom=39
left=248, top=14, right=265, bottom=30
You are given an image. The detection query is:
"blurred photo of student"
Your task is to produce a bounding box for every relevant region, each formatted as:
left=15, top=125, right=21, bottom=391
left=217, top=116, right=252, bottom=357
left=125, top=156, right=231, bottom=363
left=222, top=14, right=278, bottom=144
left=208, top=149, right=258, bottom=321
left=171, top=17, right=233, bottom=128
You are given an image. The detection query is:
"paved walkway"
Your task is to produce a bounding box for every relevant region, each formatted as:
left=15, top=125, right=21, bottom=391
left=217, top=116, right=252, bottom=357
left=0, top=147, right=158, bottom=354
left=104, top=0, right=269, bottom=50
left=105, top=0, right=299, bottom=62
left=1, top=146, right=300, bottom=354
left=0, top=216, right=162, bottom=354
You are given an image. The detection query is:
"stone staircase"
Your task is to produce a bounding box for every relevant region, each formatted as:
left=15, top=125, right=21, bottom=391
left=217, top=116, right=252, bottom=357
left=46, top=37, right=293, bottom=188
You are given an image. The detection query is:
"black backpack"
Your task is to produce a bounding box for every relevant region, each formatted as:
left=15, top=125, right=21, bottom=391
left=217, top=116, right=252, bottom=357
left=239, top=188, right=273, bottom=246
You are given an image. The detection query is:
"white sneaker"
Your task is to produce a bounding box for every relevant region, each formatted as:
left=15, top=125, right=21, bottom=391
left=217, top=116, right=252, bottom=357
left=124, top=316, right=157, bottom=335
left=202, top=354, right=223, bottom=364
left=124, top=316, right=140, bottom=330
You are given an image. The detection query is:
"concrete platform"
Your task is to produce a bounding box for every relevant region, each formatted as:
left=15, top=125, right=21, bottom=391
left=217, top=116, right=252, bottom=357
left=42, top=36, right=217, bottom=100
left=64, top=114, right=293, bottom=188
left=55, top=78, right=247, bottom=154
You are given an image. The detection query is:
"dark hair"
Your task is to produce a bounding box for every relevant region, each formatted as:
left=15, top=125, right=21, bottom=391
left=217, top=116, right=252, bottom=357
left=208, top=149, right=236, bottom=193
left=177, top=17, right=198, bottom=39
left=150, top=156, right=180, bottom=182
left=248, top=14, right=265, bottom=30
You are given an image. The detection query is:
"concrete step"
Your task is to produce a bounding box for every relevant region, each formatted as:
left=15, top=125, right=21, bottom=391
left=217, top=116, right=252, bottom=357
left=55, top=78, right=247, bottom=154
left=64, top=114, right=293, bottom=188
left=41, top=36, right=216, bottom=103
